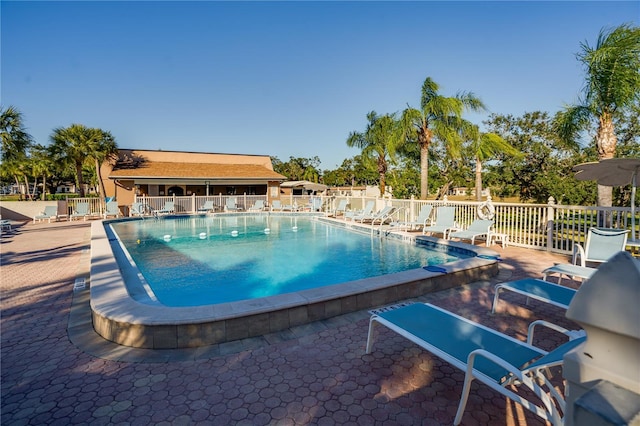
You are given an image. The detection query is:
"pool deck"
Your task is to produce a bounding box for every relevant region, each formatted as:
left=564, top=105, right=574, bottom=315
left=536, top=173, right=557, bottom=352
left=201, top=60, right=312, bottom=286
left=2, top=219, right=581, bottom=425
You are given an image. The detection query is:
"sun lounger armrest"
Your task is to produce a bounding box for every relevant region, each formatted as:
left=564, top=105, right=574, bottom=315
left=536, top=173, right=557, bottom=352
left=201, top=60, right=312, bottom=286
left=572, top=243, right=586, bottom=267
left=527, top=320, right=584, bottom=345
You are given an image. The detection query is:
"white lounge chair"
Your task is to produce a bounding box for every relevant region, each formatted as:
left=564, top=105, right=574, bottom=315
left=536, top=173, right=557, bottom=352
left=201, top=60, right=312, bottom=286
left=34, top=205, right=60, bottom=223
left=270, top=200, right=283, bottom=211
left=541, top=263, right=597, bottom=285
left=572, top=227, right=629, bottom=267
left=492, top=278, right=577, bottom=313
left=225, top=197, right=240, bottom=212
left=422, top=206, right=458, bottom=238
left=368, top=206, right=397, bottom=225
left=449, top=219, right=494, bottom=246
left=366, top=302, right=585, bottom=426
left=102, top=201, right=120, bottom=219
left=0, top=216, right=12, bottom=232
left=70, top=203, right=92, bottom=221
left=248, top=200, right=265, bottom=212
left=332, top=199, right=349, bottom=217
left=198, top=200, right=216, bottom=213
left=346, top=201, right=375, bottom=222
left=130, top=202, right=150, bottom=217
left=393, top=204, right=433, bottom=231
left=156, top=201, right=175, bottom=215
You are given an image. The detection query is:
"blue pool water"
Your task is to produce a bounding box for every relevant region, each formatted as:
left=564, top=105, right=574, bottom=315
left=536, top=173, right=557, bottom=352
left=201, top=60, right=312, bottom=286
left=109, top=215, right=469, bottom=307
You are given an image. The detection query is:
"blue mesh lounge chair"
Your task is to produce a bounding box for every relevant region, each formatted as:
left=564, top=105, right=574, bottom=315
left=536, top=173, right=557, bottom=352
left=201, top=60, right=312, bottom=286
left=393, top=204, right=433, bottom=231
left=331, top=199, right=349, bottom=217
left=248, top=200, right=265, bottom=212
left=270, top=200, right=283, bottom=211
left=366, top=302, right=585, bottom=426
left=225, top=197, right=240, bottom=212
left=156, top=201, right=175, bottom=215
left=422, top=206, right=458, bottom=238
left=449, top=219, right=494, bottom=246
left=198, top=200, right=216, bottom=213
left=492, top=278, right=577, bottom=313
left=541, top=263, right=597, bottom=285
left=572, top=228, right=629, bottom=267
left=70, top=203, right=92, bottom=221
left=345, top=201, right=375, bottom=221
left=103, top=201, right=120, bottom=219
left=34, top=205, right=60, bottom=223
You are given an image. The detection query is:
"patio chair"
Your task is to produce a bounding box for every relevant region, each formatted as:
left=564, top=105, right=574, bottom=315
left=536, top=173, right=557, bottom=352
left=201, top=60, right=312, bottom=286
left=70, top=203, right=92, bottom=221
left=198, top=200, right=216, bottom=213
left=449, top=219, right=494, bottom=246
left=1, top=216, right=11, bottom=232
left=492, top=278, right=577, bottom=313
left=34, top=205, right=60, bottom=223
left=345, top=201, right=375, bottom=221
left=571, top=227, right=629, bottom=267
left=248, top=200, right=265, bottom=212
left=366, top=302, right=585, bottom=426
left=541, top=263, right=597, bottom=285
left=393, top=204, right=433, bottom=231
left=422, top=206, right=458, bottom=238
left=130, top=202, right=150, bottom=217
left=102, top=201, right=121, bottom=219
left=225, top=197, right=240, bottom=212
left=369, top=206, right=397, bottom=225
left=331, top=199, right=349, bottom=217
left=156, top=201, right=175, bottom=215
left=270, top=200, right=283, bottom=211
left=307, top=197, right=323, bottom=212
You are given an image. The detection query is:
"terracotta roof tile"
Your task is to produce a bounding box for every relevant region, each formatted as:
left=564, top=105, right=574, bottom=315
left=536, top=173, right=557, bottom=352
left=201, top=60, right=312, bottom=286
left=109, top=162, right=285, bottom=180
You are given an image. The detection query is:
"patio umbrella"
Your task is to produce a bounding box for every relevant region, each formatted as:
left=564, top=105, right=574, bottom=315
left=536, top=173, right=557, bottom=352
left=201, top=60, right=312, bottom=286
left=573, top=158, right=640, bottom=241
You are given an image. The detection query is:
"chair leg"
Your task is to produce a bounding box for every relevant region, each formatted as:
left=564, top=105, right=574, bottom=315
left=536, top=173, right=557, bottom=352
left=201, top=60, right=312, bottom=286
left=453, top=370, right=475, bottom=425
left=365, top=317, right=379, bottom=354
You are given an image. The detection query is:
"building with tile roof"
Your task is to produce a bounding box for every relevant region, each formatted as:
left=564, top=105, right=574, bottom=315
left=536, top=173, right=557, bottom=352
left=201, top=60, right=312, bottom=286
left=102, top=149, right=286, bottom=206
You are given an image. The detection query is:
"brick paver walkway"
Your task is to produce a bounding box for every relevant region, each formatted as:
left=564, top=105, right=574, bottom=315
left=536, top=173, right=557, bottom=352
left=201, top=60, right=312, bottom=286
left=1, top=220, right=580, bottom=425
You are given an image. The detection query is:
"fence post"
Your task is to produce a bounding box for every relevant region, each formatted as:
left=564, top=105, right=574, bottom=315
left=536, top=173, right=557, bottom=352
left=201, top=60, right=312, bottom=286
left=546, top=196, right=556, bottom=252
left=192, top=193, right=196, bottom=213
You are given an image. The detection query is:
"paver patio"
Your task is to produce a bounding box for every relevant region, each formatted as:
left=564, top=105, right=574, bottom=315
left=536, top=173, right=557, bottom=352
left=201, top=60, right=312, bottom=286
left=1, top=220, right=580, bottom=425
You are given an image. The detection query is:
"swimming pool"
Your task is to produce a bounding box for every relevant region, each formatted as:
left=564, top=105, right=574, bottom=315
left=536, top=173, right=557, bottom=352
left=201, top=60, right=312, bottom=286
left=109, top=216, right=466, bottom=307
left=90, top=214, right=500, bottom=349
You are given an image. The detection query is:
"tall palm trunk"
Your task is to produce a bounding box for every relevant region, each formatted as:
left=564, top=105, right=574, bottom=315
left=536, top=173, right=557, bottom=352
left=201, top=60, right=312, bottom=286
left=596, top=113, right=617, bottom=207
left=475, top=156, right=483, bottom=202
left=420, top=143, right=429, bottom=200
left=95, top=157, right=107, bottom=201
left=75, top=161, right=85, bottom=197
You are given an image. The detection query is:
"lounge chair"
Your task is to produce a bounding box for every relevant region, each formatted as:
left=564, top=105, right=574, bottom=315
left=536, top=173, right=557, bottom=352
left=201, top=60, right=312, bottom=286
left=102, top=201, right=121, bottom=219
left=422, top=206, right=458, bottom=238
left=332, top=199, right=349, bottom=217
left=0, top=217, right=11, bottom=232
left=156, top=201, right=175, bottom=215
left=571, top=227, right=629, bottom=267
left=70, top=203, right=93, bottom=221
left=248, top=200, right=265, bottom=212
left=369, top=206, right=397, bottom=225
left=366, top=302, right=585, bottom=426
left=34, top=205, right=60, bottom=223
left=449, top=219, right=494, bottom=246
left=492, top=278, right=577, bottom=313
left=393, top=204, right=433, bottom=231
left=270, top=200, right=283, bottom=211
left=541, top=263, right=597, bottom=285
left=130, top=202, right=150, bottom=217
left=225, top=197, right=240, bottom=212
left=198, top=200, right=216, bottom=213
left=345, top=201, right=375, bottom=221
left=307, top=197, right=323, bottom=212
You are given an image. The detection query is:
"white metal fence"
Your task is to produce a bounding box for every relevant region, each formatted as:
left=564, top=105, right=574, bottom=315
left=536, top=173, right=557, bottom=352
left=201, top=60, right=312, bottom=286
left=68, top=193, right=638, bottom=255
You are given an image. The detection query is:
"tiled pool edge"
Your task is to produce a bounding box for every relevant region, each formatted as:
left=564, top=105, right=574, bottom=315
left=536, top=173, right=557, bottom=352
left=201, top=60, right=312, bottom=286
left=91, top=220, right=500, bottom=349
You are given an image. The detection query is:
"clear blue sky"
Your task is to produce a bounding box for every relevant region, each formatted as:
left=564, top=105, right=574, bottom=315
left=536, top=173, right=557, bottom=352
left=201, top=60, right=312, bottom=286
left=2, top=1, right=638, bottom=169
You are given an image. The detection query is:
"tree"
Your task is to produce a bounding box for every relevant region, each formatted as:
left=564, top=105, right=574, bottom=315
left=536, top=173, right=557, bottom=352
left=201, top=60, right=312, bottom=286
left=402, top=77, right=486, bottom=199
left=49, top=124, right=116, bottom=197
left=0, top=106, right=33, bottom=199
left=346, top=111, right=403, bottom=196
left=89, top=130, right=118, bottom=200
left=555, top=23, right=640, bottom=207
left=460, top=120, right=519, bottom=201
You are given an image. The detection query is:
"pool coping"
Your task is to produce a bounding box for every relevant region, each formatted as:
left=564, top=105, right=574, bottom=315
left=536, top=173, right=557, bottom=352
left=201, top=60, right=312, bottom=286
left=90, top=216, right=500, bottom=349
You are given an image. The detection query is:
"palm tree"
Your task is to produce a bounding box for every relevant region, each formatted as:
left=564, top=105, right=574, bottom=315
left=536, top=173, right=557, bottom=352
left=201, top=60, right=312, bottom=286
left=89, top=130, right=118, bottom=200
left=402, top=77, right=486, bottom=199
left=347, top=111, right=403, bottom=196
left=1, top=106, right=33, bottom=199
left=461, top=120, right=519, bottom=201
left=555, top=24, right=640, bottom=207
left=49, top=124, right=94, bottom=197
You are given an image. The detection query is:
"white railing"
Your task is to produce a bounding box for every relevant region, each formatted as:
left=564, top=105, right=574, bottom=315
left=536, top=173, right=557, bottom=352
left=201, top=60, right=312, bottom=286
left=73, top=193, right=636, bottom=255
